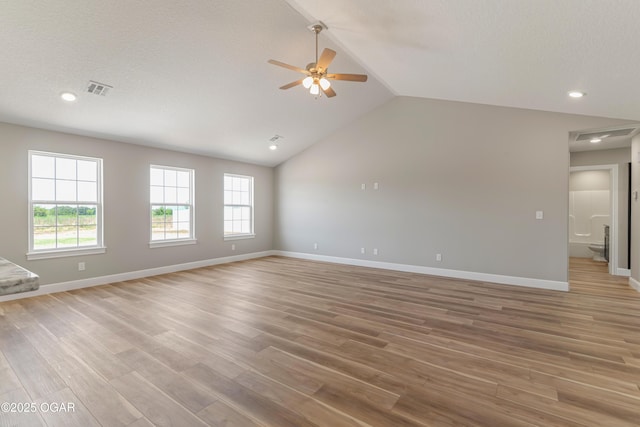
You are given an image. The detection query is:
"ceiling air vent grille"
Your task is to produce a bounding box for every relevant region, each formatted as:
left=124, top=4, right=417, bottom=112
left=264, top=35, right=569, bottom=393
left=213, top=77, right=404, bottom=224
left=86, top=80, right=113, bottom=96
left=576, top=128, right=636, bottom=141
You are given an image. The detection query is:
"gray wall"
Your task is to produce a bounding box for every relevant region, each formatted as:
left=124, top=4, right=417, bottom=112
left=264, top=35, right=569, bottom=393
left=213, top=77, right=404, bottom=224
left=275, top=96, right=629, bottom=282
left=570, top=148, right=631, bottom=269
left=0, top=122, right=273, bottom=284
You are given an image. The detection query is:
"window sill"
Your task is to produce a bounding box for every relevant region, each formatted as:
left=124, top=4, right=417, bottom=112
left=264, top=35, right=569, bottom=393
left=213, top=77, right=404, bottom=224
left=149, top=238, right=197, bottom=249
left=27, top=247, right=106, bottom=261
left=224, top=234, right=256, bottom=241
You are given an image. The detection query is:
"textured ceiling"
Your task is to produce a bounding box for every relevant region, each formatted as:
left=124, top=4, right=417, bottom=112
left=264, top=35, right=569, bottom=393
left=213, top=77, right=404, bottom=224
left=289, top=0, right=640, bottom=121
left=3, top=1, right=640, bottom=165
left=0, top=0, right=392, bottom=166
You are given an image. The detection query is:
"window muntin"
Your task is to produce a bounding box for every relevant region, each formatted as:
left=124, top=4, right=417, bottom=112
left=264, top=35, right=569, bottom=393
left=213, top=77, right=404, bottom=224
left=150, top=165, right=194, bottom=243
left=224, top=174, right=254, bottom=238
left=29, top=151, right=103, bottom=255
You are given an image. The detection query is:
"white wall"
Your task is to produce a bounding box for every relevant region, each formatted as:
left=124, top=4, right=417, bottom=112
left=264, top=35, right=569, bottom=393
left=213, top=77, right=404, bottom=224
left=0, top=122, right=273, bottom=285
left=275, top=96, right=630, bottom=284
left=569, top=170, right=611, bottom=191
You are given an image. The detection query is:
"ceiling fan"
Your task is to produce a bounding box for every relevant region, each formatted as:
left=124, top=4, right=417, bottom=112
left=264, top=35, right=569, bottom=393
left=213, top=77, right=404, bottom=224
left=268, top=23, right=368, bottom=98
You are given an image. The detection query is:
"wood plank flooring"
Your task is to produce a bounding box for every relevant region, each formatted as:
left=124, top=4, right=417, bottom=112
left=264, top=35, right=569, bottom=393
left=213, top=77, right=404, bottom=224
left=1, top=256, right=639, bottom=426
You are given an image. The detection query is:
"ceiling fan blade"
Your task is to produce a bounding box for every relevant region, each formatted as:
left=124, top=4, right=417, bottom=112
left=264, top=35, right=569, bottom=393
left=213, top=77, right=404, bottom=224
left=316, top=48, right=336, bottom=71
left=268, top=59, right=310, bottom=75
left=279, top=79, right=304, bottom=90
left=322, top=85, right=336, bottom=98
left=326, top=73, right=368, bottom=82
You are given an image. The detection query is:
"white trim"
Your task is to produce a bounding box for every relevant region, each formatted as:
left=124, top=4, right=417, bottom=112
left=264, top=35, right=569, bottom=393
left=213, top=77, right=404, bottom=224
left=224, top=234, right=256, bottom=241
left=0, top=251, right=274, bottom=303
left=149, top=239, right=197, bottom=248
left=224, top=173, right=254, bottom=237
left=569, top=164, right=619, bottom=275
left=273, top=251, right=569, bottom=292
left=629, top=277, right=640, bottom=293
left=27, top=246, right=106, bottom=260
left=150, top=165, right=196, bottom=243
left=616, top=268, right=631, bottom=277
left=28, top=150, right=104, bottom=257
left=2, top=250, right=573, bottom=303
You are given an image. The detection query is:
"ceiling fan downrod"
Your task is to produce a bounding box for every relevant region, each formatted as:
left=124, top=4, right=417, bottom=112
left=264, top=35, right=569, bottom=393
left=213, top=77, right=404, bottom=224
left=310, top=24, right=323, bottom=68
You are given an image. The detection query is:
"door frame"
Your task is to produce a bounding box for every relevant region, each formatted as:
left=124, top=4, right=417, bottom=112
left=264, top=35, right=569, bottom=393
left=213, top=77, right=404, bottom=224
left=570, top=164, right=619, bottom=275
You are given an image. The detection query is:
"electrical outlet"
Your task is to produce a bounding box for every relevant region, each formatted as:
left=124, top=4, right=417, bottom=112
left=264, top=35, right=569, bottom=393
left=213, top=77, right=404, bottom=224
left=231, top=244, right=236, bottom=251
left=360, top=247, right=365, bottom=254
left=78, top=262, right=85, bottom=271
left=313, top=242, right=318, bottom=250
left=373, top=248, right=378, bottom=256
left=436, top=253, right=442, bottom=262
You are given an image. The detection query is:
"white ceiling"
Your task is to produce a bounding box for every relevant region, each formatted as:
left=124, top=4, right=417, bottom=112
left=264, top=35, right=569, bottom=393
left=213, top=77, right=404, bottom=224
left=2, top=1, right=640, bottom=165
left=0, top=0, right=392, bottom=166
left=290, top=0, right=640, bottom=121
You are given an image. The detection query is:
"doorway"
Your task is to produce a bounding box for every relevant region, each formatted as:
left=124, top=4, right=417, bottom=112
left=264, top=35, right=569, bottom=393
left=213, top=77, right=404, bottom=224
left=568, top=124, right=638, bottom=279
left=569, top=165, right=618, bottom=275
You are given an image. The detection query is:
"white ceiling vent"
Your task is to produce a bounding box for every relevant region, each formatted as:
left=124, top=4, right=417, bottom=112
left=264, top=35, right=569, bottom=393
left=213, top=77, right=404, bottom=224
left=576, top=127, right=637, bottom=141
left=86, top=80, right=113, bottom=96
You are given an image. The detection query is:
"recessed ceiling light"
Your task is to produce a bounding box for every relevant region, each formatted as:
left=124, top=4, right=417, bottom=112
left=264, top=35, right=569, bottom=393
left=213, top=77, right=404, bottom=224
left=568, top=91, right=585, bottom=98
left=590, top=138, right=601, bottom=143
left=60, top=92, right=77, bottom=102
left=269, top=144, right=278, bottom=150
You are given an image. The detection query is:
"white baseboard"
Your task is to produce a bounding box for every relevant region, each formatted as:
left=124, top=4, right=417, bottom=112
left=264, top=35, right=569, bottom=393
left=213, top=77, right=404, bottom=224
left=0, top=249, right=572, bottom=303
left=273, top=251, right=569, bottom=292
left=616, top=268, right=631, bottom=277
left=629, top=277, right=640, bottom=293
left=0, top=251, right=275, bottom=303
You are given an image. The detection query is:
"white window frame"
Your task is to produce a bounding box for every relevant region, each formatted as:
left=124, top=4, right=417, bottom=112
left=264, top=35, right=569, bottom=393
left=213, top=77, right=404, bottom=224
left=27, top=150, right=105, bottom=260
left=223, top=173, right=255, bottom=240
left=149, top=165, right=196, bottom=248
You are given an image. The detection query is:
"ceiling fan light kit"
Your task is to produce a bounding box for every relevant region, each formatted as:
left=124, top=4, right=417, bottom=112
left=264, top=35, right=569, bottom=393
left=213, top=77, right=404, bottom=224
left=302, top=76, right=313, bottom=88
left=268, top=22, right=368, bottom=98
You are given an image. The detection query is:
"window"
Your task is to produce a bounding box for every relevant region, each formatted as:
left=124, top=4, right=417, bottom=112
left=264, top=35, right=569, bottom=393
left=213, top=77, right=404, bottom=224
left=224, top=174, right=254, bottom=239
left=150, top=165, right=195, bottom=247
left=28, top=151, right=104, bottom=259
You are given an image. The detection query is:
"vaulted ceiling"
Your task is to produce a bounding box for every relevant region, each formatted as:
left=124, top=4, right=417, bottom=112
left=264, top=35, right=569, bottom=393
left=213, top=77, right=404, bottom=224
left=2, top=1, right=640, bottom=165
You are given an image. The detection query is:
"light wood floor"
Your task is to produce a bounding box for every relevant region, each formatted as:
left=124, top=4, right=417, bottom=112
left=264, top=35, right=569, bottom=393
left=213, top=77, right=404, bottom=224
left=1, top=256, right=639, bottom=427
